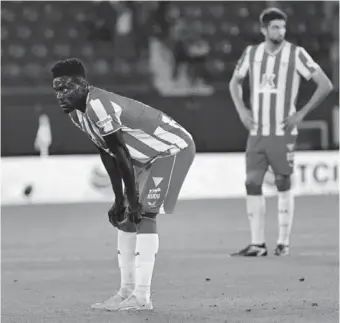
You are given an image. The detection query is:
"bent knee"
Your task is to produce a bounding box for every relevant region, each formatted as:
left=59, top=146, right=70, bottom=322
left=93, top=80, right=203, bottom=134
left=275, top=175, right=291, bottom=191
left=245, top=172, right=263, bottom=195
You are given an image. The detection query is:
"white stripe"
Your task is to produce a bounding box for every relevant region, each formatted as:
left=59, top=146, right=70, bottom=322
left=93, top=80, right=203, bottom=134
left=262, top=55, right=276, bottom=136
left=275, top=43, right=291, bottom=136
left=110, top=101, right=122, bottom=123
left=251, top=43, right=265, bottom=135
left=122, top=126, right=172, bottom=152
left=238, top=46, right=250, bottom=78
left=89, top=99, right=110, bottom=120
left=290, top=71, right=300, bottom=135
left=125, top=144, right=150, bottom=160
left=154, top=126, right=188, bottom=149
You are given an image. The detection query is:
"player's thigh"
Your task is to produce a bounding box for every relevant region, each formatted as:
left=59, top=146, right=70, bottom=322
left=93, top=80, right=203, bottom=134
left=139, top=142, right=195, bottom=214
left=162, top=142, right=195, bottom=214
left=245, top=136, right=268, bottom=186
left=266, top=135, right=297, bottom=176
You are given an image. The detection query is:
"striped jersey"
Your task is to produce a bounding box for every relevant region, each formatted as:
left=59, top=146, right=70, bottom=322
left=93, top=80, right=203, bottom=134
left=233, top=41, right=320, bottom=136
left=69, top=87, right=193, bottom=166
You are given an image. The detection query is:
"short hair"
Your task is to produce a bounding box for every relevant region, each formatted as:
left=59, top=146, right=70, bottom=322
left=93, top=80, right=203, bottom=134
left=51, top=58, right=86, bottom=79
left=260, top=7, right=287, bottom=27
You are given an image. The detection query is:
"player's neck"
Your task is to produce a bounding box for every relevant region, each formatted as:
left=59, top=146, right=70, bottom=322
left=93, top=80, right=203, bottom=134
left=265, top=40, right=285, bottom=55
left=75, top=87, right=90, bottom=113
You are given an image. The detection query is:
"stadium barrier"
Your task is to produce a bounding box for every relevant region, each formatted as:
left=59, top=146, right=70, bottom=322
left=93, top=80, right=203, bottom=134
left=1, top=151, right=338, bottom=205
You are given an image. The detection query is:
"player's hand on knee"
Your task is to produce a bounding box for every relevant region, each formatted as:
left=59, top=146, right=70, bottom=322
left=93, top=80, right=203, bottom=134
left=119, top=203, right=142, bottom=225
left=108, top=201, right=126, bottom=227
left=239, top=108, right=254, bottom=131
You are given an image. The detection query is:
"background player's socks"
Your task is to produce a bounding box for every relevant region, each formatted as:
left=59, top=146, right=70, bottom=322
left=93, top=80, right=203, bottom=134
left=247, top=195, right=266, bottom=245
left=117, top=229, right=137, bottom=297
left=277, top=190, right=294, bottom=246
left=135, top=217, right=159, bottom=303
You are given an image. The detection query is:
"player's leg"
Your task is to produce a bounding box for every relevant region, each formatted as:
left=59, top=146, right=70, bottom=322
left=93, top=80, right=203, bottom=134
left=92, top=212, right=137, bottom=310
left=231, top=136, right=268, bottom=257
left=267, top=135, right=297, bottom=256
left=118, top=142, right=195, bottom=310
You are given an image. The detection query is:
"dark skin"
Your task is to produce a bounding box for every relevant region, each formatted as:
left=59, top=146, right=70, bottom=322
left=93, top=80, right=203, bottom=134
left=52, top=76, right=141, bottom=225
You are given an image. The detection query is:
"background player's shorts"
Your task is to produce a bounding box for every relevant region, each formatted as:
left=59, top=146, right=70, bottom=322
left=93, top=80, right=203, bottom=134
left=134, top=141, right=196, bottom=214
left=246, top=135, right=297, bottom=185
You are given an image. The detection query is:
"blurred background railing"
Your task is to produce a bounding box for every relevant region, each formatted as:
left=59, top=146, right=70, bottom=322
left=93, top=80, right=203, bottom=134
left=1, top=1, right=339, bottom=156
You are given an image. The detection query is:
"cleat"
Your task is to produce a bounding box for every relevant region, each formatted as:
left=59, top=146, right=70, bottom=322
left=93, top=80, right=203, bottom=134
left=91, top=293, right=128, bottom=311
left=230, top=243, right=268, bottom=257
left=274, top=244, right=289, bottom=256
left=112, top=294, right=153, bottom=311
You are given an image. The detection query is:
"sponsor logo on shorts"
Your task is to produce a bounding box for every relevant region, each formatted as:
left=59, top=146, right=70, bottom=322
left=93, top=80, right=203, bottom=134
left=147, top=187, right=161, bottom=200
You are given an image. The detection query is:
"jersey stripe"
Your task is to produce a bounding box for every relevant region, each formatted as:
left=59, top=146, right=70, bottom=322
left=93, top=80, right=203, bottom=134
left=250, top=43, right=265, bottom=135
left=248, top=45, right=257, bottom=109
left=125, top=144, right=150, bottom=161
left=122, top=131, right=160, bottom=158
left=275, top=43, right=291, bottom=135
left=271, top=48, right=284, bottom=135
left=262, top=54, right=275, bottom=135
left=298, top=48, right=317, bottom=78
left=284, top=45, right=297, bottom=134
left=154, top=126, right=189, bottom=149
left=124, top=127, right=172, bottom=152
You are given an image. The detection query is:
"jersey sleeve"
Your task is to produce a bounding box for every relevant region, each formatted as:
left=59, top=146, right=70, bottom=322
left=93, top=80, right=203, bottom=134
left=296, top=47, right=320, bottom=80
left=233, top=46, right=251, bottom=79
left=87, top=95, right=123, bottom=136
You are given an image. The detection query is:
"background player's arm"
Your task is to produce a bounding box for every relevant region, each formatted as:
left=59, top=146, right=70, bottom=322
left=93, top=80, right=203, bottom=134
left=284, top=48, right=334, bottom=131
left=229, top=46, right=254, bottom=130
left=296, top=47, right=333, bottom=117
left=102, top=130, right=139, bottom=210
left=97, top=147, right=124, bottom=204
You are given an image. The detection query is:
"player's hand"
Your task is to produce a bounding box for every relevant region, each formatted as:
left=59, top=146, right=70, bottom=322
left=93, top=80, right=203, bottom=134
left=283, top=111, right=306, bottom=132
left=238, top=108, right=254, bottom=131
left=108, top=200, right=126, bottom=227
left=119, top=203, right=142, bottom=226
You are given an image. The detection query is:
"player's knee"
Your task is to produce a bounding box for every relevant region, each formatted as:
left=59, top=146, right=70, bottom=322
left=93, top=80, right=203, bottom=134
left=275, top=175, right=291, bottom=192
left=245, top=175, right=263, bottom=195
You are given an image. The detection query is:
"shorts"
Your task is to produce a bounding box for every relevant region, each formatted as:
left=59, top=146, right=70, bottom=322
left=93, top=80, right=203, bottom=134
left=135, top=141, right=196, bottom=214
left=246, top=135, right=297, bottom=185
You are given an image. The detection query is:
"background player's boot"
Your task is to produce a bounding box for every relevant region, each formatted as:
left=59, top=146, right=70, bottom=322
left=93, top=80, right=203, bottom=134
left=230, top=243, right=268, bottom=257
left=91, top=290, right=130, bottom=310
left=274, top=244, right=289, bottom=256
left=111, top=294, right=153, bottom=311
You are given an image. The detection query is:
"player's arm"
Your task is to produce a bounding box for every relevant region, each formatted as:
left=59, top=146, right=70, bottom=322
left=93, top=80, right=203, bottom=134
left=102, top=130, right=139, bottom=210
left=229, top=46, right=253, bottom=130
left=296, top=47, right=334, bottom=117
left=97, top=147, right=124, bottom=203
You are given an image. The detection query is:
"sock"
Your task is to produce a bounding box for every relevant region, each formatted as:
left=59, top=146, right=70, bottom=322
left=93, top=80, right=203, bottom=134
left=117, top=229, right=137, bottom=297
left=277, top=190, right=294, bottom=246
left=134, top=216, right=159, bottom=302
left=246, top=195, right=266, bottom=245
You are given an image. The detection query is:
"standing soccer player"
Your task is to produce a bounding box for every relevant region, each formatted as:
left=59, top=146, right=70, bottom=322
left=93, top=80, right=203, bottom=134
left=51, top=58, right=195, bottom=310
left=229, top=8, right=333, bottom=256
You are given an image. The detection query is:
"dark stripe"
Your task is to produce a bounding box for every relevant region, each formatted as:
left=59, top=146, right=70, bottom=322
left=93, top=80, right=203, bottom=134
left=298, top=49, right=316, bottom=74
left=123, top=132, right=160, bottom=158
left=272, top=50, right=284, bottom=136
left=258, top=50, right=269, bottom=135
left=85, top=115, right=107, bottom=148
left=269, top=93, right=277, bottom=136
left=156, top=124, right=193, bottom=147
left=284, top=45, right=297, bottom=120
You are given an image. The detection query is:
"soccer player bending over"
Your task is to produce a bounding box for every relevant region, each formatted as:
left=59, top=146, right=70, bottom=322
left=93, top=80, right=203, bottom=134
left=229, top=8, right=333, bottom=257
left=51, top=58, right=195, bottom=310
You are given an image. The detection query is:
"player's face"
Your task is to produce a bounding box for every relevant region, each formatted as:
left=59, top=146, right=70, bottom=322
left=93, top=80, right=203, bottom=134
left=52, top=77, right=87, bottom=113
left=264, top=19, right=286, bottom=45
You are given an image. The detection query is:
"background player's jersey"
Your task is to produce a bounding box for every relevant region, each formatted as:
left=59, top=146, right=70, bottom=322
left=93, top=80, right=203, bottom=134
left=69, top=87, right=193, bottom=166
left=233, top=41, right=320, bottom=136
